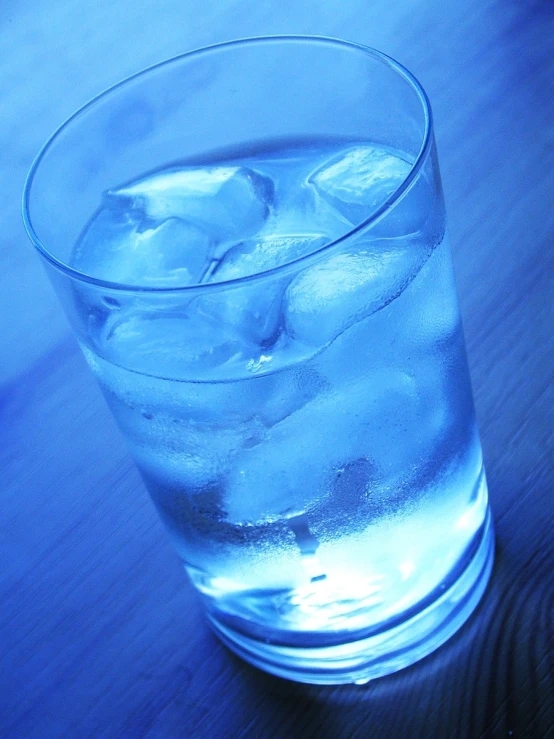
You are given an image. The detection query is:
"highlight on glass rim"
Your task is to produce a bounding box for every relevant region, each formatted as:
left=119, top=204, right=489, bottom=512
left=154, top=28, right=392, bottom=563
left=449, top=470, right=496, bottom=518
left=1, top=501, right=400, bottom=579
left=23, top=35, right=494, bottom=685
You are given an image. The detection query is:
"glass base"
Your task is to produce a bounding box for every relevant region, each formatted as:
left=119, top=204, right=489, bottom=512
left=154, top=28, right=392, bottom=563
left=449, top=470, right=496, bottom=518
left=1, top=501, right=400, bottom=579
left=208, top=511, right=494, bottom=685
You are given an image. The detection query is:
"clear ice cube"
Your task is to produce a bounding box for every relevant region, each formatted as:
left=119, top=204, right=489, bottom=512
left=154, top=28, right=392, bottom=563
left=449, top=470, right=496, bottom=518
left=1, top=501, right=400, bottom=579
left=73, top=207, right=214, bottom=286
left=223, top=367, right=434, bottom=526
left=111, top=165, right=274, bottom=242
left=257, top=149, right=352, bottom=239
left=100, top=311, right=259, bottom=381
left=197, top=233, right=330, bottom=347
left=133, top=416, right=262, bottom=494
left=285, top=236, right=432, bottom=347
left=211, top=233, right=330, bottom=282
left=192, top=279, right=284, bottom=350
left=309, top=145, right=411, bottom=226
left=223, top=391, right=339, bottom=525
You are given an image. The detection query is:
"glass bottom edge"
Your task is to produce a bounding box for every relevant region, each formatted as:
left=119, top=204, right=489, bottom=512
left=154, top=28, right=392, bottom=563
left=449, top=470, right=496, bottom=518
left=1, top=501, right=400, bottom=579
left=207, top=511, right=495, bottom=685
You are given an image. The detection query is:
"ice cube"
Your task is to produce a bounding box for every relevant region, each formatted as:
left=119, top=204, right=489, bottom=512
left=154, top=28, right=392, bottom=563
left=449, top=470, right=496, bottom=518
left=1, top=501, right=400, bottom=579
left=285, top=236, right=432, bottom=347
left=309, top=145, right=411, bottom=226
left=133, top=417, right=262, bottom=494
left=196, top=233, right=329, bottom=348
left=110, top=165, right=274, bottom=242
left=223, top=393, right=337, bottom=525
left=223, top=367, right=431, bottom=526
left=256, top=363, right=329, bottom=427
left=73, top=206, right=214, bottom=287
left=89, top=339, right=288, bottom=434
left=192, top=277, right=285, bottom=350
left=261, top=155, right=352, bottom=240
left=211, top=233, right=330, bottom=281
left=100, top=311, right=259, bottom=381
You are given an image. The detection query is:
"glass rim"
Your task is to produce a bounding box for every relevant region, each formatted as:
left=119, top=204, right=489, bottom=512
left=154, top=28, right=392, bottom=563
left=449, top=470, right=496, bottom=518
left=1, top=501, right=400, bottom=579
left=22, top=34, right=433, bottom=294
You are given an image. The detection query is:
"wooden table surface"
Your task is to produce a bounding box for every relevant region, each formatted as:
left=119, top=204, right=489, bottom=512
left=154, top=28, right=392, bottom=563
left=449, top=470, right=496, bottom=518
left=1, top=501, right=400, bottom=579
left=1, top=1, right=553, bottom=737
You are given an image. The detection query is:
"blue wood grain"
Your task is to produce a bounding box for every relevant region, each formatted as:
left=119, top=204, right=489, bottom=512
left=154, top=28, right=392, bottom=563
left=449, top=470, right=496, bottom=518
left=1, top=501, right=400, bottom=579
left=1, top=1, right=553, bottom=737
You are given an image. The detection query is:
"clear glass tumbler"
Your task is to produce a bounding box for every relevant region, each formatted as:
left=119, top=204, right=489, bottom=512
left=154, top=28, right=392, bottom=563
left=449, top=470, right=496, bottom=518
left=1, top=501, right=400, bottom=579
left=23, top=36, right=494, bottom=684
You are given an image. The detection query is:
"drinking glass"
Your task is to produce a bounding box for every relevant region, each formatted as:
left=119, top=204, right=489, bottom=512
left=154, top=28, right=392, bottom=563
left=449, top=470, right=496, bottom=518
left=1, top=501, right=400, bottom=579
left=23, top=36, right=494, bottom=684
